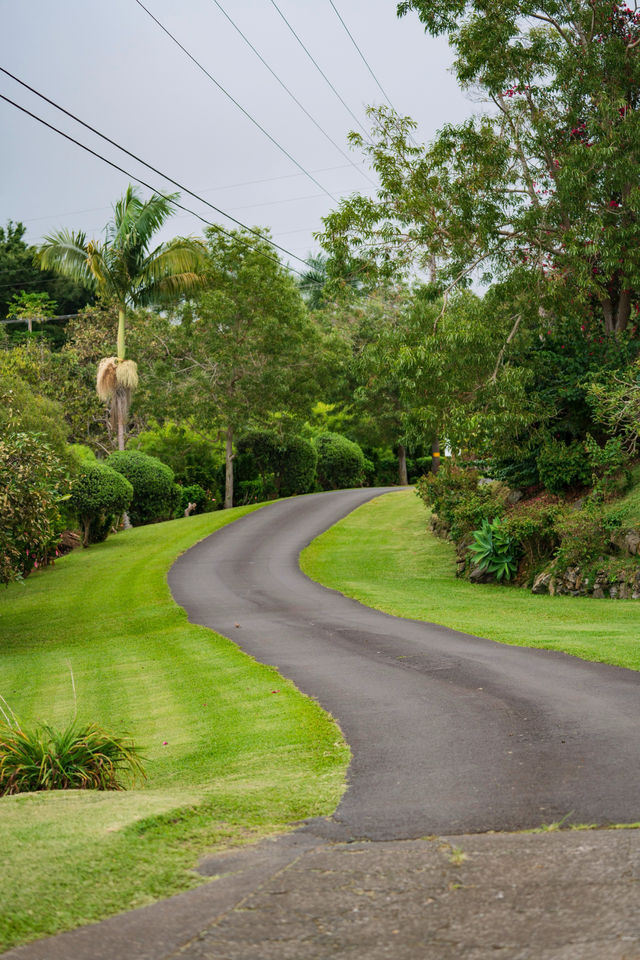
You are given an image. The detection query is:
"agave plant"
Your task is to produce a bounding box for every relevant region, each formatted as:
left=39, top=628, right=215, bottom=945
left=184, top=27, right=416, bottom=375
left=39, top=186, right=206, bottom=449
left=468, top=517, right=518, bottom=581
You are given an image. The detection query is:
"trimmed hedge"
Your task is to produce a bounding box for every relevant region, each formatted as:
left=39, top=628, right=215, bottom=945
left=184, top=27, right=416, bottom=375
left=313, top=432, right=365, bottom=490
left=236, top=432, right=317, bottom=498
left=70, top=462, right=133, bottom=546
left=106, top=451, right=175, bottom=526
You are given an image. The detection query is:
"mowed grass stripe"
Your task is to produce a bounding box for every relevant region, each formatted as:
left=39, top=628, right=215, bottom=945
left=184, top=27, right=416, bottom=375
left=0, top=504, right=349, bottom=951
left=300, top=489, right=640, bottom=672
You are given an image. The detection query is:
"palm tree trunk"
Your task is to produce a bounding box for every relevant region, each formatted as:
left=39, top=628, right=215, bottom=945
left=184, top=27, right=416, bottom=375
left=397, top=444, right=408, bottom=486
left=224, top=426, right=234, bottom=509
left=117, top=307, right=126, bottom=360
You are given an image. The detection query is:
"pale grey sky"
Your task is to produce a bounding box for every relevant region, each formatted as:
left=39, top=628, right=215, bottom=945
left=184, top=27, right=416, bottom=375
left=1, top=0, right=474, bottom=273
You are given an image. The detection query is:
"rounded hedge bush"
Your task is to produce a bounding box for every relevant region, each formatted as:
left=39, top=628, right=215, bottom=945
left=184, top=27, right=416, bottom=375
left=70, top=462, right=133, bottom=546
left=313, top=432, right=365, bottom=490
left=106, top=450, right=175, bottom=526
left=279, top=436, right=317, bottom=496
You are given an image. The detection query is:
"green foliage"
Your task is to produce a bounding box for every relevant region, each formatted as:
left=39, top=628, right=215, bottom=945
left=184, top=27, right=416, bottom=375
left=554, top=502, right=623, bottom=570
left=278, top=436, right=317, bottom=496
left=179, top=483, right=217, bottom=514
left=236, top=431, right=317, bottom=498
left=589, top=359, right=640, bottom=458
left=70, top=462, right=133, bottom=546
left=69, top=444, right=97, bottom=465
left=236, top=476, right=278, bottom=505
left=0, top=432, right=70, bottom=584
left=415, top=462, right=481, bottom=534
left=129, top=422, right=222, bottom=492
left=0, top=720, right=145, bottom=795
left=468, top=518, right=518, bottom=581
left=313, top=432, right=365, bottom=490
left=536, top=437, right=592, bottom=494
left=584, top=434, right=629, bottom=499
left=106, top=450, right=175, bottom=526
left=503, top=497, right=563, bottom=568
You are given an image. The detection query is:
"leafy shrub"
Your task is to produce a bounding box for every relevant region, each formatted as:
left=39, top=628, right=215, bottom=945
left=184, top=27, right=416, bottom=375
left=536, top=438, right=591, bottom=494
left=0, top=432, right=70, bottom=584
left=415, top=462, right=480, bottom=530
left=584, top=435, right=629, bottom=500
left=554, top=503, right=622, bottom=569
left=129, top=422, right=222, bottom=492
left=106, top=450, right=175, bottom=526
left=0, top=719, right=145, bottom=795
left=469, top=518, right=518, bottom=581
left=70, top=462, right=133, bottom=546
left=450, top=487, right=508, bottom=541
left=503, top=496, right=563, bottom=568
left=179, top=482, right=217, bottom=514
left=313, top=432, right=365, bottom=489
left=237, top=432, right=317, bottom=497
left=278, top=436, right=317, bottom=496
left=236, top=476, right=278, bottom=504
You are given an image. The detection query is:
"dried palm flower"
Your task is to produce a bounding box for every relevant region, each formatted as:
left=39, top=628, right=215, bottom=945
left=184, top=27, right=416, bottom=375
left=115, top=359, right=139, bottom=392
left=96, top=357, right=118, bottom=401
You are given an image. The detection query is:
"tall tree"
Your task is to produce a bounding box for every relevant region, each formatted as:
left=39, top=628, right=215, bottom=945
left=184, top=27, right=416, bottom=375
left=321, top=0, right=640, bottom=335
left=38, top=187, right=205, bottom=449
left=173, top=227, right=321, bottom=508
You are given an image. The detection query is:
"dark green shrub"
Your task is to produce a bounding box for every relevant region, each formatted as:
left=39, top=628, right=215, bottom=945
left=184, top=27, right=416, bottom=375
left=179, top=483, right=217, bottom=514
left=278, top=436, right=317, bottom=496
left=503, top=496, right=563, bottom=568
left=313, top=432, right=365, bottom=489
left=415, top=462, right=480, bottom=528
left=129, top=422, right=222, bottom=491
left=554, top=503, right=622, bottom=569
left=469, top=518, right=518, bottom=581
left=236, top=476, right=278, bottom=505
left=70, top=462, right=133, bottom=546
left=536, top=438, right=591, bottom=494
left=237, top=432, right=317, bottom=497
left=0, top=432, right=71, bottom=583
left=584, top=435, right=629, bottom=500
left=0, top=720, right=145, bottom=794
left=106, top=451, right=175, bottom=526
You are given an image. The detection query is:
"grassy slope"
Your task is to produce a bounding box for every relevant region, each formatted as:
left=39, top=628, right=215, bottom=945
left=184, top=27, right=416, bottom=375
left=0, top=506, right=349, bottom=952
left=301, top=489, right=640, bottom=671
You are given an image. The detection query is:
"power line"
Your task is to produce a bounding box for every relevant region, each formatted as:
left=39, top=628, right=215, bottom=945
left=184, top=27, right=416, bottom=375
left=131, top=0, right=338, bottom=203
left=0, top=69, right=322, bottom=271
left=268, top=0, right=369, bottom=136
left=19, top=163, right=363, bottom=225
left=326, top=0, right=420, bottom=148
left=210, top=0, right=376, bottom=188
left=0, top=90, right=315, bottom=279
left=327, top=0, right=394, bottom=111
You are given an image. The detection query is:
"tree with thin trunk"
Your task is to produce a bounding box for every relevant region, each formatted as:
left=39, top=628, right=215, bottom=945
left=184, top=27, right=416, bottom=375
left=172, top=227, right=321, bottom=508
left=38, top=186, right=205, bottom=449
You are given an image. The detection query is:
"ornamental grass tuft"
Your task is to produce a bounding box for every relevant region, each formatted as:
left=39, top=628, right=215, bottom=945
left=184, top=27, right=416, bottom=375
left=0, top=720, right=146, bottom=795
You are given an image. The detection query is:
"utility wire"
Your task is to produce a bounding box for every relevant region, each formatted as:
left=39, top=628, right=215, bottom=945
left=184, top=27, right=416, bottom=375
left=131, top=0, right=337, bottom=203
left=268, top=0, right=368, bottom=136
left=327, top=0, right=394, bottom=111
left=0, top=90, right=316, bottom=278
left=210, top=0, right=376, bottom=187
left=327, top=0, right=420, bottom=148
left=0, top=68, right=323, bottom=271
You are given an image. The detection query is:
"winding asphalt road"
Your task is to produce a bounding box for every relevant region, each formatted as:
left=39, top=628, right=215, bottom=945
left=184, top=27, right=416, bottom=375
left=169, top=487, right=640, bottom=840
left=10, top=488, right=640, bottom=960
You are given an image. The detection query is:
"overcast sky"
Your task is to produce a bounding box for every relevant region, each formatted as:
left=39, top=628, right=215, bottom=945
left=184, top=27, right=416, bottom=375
left=1, top=0, right=475, bottom=276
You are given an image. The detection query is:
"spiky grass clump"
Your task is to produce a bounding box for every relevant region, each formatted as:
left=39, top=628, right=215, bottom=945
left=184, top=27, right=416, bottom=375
left=115, top=359, right=139, bottom=391
left=0, top=721, right=146, bottom=795
left=96, top=357, right=118, bottom=401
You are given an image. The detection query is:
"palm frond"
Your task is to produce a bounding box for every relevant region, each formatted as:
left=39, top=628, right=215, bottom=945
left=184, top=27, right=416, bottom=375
left=133, top=238, right=206, bottom=306
left=131, top=192, right=180, bottom=247
left=37, top=230, right=97, bottom=288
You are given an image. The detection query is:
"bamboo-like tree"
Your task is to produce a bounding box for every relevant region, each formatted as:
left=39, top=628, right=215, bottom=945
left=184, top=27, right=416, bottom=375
left=38, top=186, right=205, bottom=449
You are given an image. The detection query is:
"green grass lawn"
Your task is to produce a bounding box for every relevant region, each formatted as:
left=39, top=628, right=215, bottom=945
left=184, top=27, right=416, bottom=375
left=301, top=489, right=640, bottom=671
left=0, top=506, right=349, bottom=952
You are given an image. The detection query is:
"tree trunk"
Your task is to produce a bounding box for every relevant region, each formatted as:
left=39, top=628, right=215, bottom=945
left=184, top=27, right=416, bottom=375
left=117, top=307, right=126, bottom=360
left=397, top=444, right=408, bottom=486
left=431, top=439, right=441, bottom=475
left=224, top=426, right=234, bottom=509
left=117, top=411, right=125, bottom=451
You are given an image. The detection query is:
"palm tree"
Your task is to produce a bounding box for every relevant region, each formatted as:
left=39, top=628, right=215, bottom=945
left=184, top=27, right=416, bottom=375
left=39, top=186, right=206, bottom=449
